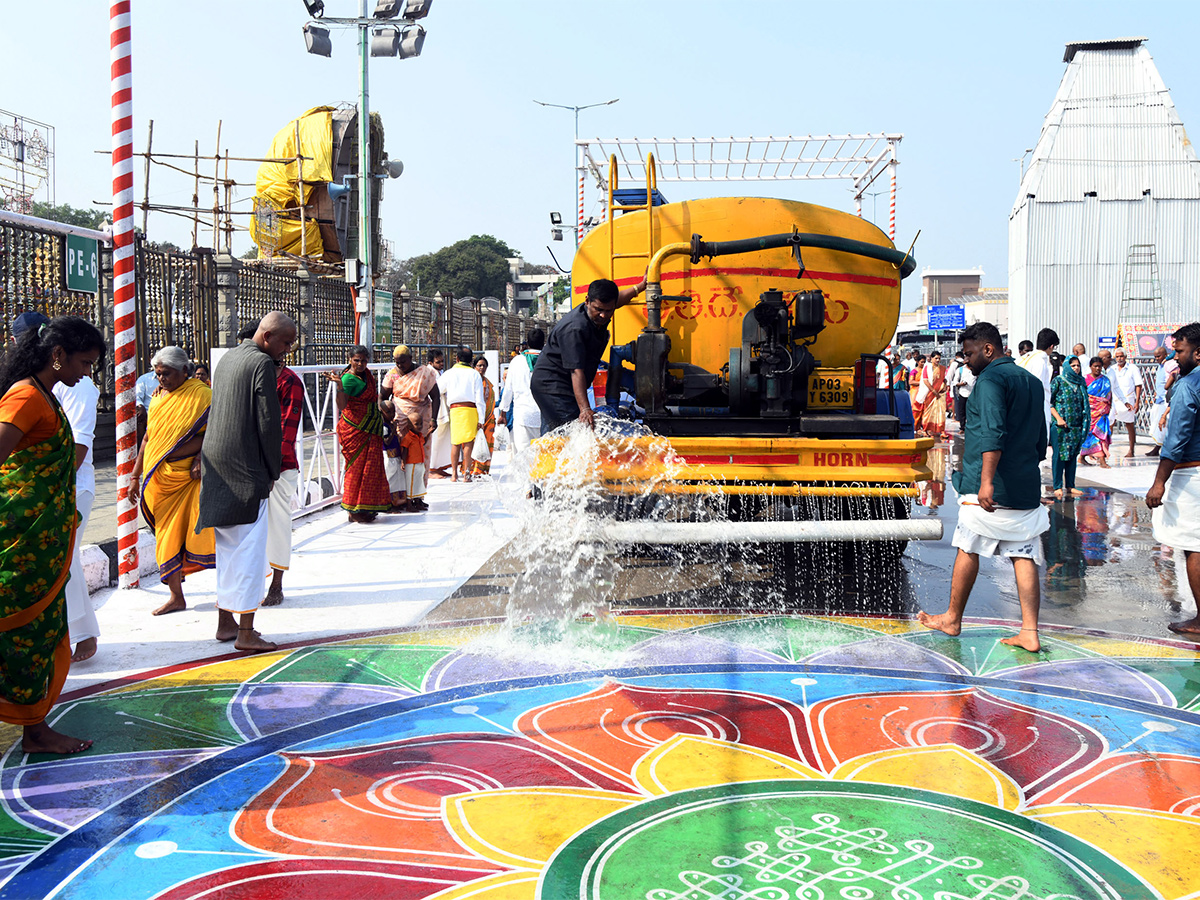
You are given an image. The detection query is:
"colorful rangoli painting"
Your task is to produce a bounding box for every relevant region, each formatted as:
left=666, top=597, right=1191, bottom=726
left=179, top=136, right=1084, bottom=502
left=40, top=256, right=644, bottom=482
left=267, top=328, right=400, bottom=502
left=3, top=612, right=1200, bottom=899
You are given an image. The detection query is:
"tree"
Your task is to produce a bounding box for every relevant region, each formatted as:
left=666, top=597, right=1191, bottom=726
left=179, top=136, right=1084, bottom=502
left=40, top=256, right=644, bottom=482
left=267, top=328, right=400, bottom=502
left=378, top=255, right=414, bottom=295
left=26, top=201, right=107, bottom=230
left=408, top=234, right=518, bottom=299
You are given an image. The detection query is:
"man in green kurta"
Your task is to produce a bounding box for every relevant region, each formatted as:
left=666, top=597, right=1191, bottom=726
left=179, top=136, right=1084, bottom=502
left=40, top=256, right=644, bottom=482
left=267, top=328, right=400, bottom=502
left=918, top=321, right=1050, bottom=652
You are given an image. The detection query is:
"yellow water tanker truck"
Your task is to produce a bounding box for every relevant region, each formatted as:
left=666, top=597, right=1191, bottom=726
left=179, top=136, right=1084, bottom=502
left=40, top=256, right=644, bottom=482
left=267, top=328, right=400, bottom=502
left=535, top=158, right=940, bottom=551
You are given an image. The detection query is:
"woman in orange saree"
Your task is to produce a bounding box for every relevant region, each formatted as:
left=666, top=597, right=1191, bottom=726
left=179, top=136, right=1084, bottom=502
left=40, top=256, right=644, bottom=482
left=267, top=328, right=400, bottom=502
left=0, top=315, right=104, bottom=755
left=129, top=347, right=215, bottom=616
left=918, top=352, right=948, bottom=438
left=909, top=355, right=926, bottom=422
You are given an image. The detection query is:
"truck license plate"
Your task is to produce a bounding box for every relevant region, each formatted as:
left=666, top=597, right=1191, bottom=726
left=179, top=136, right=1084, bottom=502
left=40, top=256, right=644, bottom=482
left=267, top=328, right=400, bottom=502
left=808, top=370, right=854, bottom=409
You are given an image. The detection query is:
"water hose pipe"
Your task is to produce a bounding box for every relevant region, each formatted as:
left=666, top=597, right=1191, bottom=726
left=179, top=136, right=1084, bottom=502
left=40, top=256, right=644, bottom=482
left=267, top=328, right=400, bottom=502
left=596, top=518, right=942, bottom=545
left=642, top=231, right=918, bottom=334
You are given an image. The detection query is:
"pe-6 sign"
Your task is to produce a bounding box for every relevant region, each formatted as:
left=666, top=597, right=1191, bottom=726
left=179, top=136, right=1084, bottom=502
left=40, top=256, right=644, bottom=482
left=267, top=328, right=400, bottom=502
left=64, top=234, right=99, bottom=294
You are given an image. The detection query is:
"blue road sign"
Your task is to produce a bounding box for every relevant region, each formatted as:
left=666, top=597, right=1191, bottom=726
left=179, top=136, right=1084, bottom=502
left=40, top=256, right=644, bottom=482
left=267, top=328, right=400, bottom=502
left=1097, top=335, right=1117, bottom=349
left=927, top=304, right=966, bottom=330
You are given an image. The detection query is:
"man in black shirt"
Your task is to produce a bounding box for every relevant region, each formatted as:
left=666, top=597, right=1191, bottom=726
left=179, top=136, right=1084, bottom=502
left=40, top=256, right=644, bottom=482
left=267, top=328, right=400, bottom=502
left=531, top=277, right=645, bottom=430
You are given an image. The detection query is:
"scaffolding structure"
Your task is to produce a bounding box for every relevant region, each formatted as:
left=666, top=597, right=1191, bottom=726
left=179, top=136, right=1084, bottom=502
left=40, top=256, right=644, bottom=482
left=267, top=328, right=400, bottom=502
left=575, top=133, right=902, bottom=240
left=0, top=109, right=54, bottom=212
left=1118, top=243, right=1164, bottom=322
left=93, top=119, right=336, bottom=270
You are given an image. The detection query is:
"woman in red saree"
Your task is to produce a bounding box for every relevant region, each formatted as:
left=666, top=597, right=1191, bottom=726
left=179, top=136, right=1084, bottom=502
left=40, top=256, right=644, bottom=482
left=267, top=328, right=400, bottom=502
left=330, top=346, right=390, bottom=523
left=0, top=315, right=105, bottom=754
left=918, top=351, right=948, bottom=438
left=471, top=356, right=496, bottom=478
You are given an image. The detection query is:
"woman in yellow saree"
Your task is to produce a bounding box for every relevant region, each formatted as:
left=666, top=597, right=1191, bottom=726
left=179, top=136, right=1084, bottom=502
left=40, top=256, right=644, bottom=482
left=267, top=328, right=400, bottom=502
left=0, top=315, right=105, bottom=755
left=129, top=347, right=215, bottom=616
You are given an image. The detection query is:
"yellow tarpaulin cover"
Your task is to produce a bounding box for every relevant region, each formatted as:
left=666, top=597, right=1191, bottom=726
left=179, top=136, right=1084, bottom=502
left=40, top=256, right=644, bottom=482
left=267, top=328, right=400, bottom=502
left=249, top=106, right=334, bottom=259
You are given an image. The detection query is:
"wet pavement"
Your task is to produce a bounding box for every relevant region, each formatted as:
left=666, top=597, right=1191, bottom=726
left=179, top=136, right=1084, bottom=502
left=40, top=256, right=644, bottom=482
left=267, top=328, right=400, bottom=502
left=4, top=443, right=1200, bottom=899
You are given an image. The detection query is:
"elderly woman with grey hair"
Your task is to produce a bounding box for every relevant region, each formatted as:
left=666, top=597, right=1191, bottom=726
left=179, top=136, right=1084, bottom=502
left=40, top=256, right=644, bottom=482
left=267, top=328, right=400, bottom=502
left=129, top=346, right=215, bottom=615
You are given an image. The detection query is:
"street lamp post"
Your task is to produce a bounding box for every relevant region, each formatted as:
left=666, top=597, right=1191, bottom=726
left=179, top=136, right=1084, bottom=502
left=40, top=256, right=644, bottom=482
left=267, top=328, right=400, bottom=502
left=303, top=0, right=429, bottom=348
left=533, top=98, right=618, bottom=249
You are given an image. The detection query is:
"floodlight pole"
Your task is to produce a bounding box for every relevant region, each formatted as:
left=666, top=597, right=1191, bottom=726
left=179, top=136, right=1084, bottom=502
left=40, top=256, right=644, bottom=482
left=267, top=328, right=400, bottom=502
left=357, top=0, right=373, bottom=348
left=534, top=99, right=618, bottom=249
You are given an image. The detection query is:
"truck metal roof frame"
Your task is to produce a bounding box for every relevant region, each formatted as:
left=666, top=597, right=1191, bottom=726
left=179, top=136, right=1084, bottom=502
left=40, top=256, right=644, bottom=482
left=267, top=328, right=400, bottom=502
left=576, top=133, right=903, bottom=240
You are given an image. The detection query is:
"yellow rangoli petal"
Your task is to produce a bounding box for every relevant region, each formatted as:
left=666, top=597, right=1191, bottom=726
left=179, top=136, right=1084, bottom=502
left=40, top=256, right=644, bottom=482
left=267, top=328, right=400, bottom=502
left=1030, top=805, right=1200, bottom=898
left=632, top=734, right=822, bottom=795
left=443, top=787, right=637, bottom=869
left=831, top=743, right=1023, bottom=810
left=422, top=871, right=540, bottom=899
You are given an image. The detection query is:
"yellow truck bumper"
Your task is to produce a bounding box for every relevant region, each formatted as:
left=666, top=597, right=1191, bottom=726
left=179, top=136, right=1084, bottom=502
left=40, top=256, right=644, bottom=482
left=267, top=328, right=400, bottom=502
left=530, top=435, right=935, bottom=498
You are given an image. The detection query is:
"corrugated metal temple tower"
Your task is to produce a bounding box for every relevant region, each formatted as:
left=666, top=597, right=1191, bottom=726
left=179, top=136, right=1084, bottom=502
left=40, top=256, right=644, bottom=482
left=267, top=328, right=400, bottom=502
left=1008, top=37, right=1200, bottom=352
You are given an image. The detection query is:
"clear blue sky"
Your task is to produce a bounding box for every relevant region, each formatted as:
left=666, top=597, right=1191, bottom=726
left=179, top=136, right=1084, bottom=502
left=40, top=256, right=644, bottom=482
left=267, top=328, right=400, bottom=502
left=3, top=1, right=1198, bottom=308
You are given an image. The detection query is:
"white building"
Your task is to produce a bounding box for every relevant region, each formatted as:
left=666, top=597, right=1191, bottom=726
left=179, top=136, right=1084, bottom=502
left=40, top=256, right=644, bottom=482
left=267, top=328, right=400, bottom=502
left=1008, top=37, right=1200, bottom=354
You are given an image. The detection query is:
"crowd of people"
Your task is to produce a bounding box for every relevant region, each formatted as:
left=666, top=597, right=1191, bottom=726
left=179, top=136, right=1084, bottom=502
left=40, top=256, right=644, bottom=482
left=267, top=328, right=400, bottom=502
left=4, top=291, right=1199, bottom=759
left=918, top=321, right=1200, bottom=660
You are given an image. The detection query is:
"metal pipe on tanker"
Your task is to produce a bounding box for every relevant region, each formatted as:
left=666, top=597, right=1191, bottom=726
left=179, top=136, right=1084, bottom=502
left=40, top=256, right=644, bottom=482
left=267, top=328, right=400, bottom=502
left=644, top=241, right=692, bottom=332
left=597, top=518, right=943, bottom=545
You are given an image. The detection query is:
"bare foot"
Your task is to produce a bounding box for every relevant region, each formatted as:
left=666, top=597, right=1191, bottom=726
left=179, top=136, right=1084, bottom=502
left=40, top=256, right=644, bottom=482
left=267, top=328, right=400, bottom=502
left=917, top=610, right=961, bottom=636
left=1124, top=450, right=1134, bottom=460
left=22, top=722, right=92, bottom=755
left=1070, top=488, right=1084, bottom=496
left=1099, top=460, right=1110, bottom=469
left=235, top=628, right=277, bottom=653
left=1167, top=617, right=1200, bottom=636
left=71, top=637, right=97, bottom=663
left=262, top=583, right=284, bottom=607
left=216, top=609, right=238, bottom=642
left=152, top=596, right=186, bottom=616
left=1000, top=629, right=1041, bottom=652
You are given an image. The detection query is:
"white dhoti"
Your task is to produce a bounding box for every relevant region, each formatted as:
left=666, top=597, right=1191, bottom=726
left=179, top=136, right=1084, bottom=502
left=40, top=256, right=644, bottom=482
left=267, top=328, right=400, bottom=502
left=384, top=453, right=405, bottom=494
left=511, top=423, right=540, bottom=453
left=1112, top=402, right=1137, bottom=425
left=429, top=420, right=452, bottom=471
left=952, top=494, right=1050, bottom=566
left=1153, top=467, right=1200, bottom=553
left=405, top=462, right=426, bottom=500
left=66, top=490, right=99, bottom=644
left=1151, top=401, right=1170, bottom=446
left=214, top=499, right=269, bottom=614
left=266, top=469, right=299, bottom=572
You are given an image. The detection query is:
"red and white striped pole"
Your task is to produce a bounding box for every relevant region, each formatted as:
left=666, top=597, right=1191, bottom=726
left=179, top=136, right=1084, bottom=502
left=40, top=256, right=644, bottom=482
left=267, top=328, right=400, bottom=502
left=888, top=142, right=897, bottom=242
left=576, top=167, right=585, bottom=249
left=111, top=1, right=139, bottom=588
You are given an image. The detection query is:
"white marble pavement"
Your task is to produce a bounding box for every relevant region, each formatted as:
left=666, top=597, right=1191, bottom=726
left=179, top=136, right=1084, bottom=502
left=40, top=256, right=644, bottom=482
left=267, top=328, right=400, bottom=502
left=65, top=454, right=519, bottom=693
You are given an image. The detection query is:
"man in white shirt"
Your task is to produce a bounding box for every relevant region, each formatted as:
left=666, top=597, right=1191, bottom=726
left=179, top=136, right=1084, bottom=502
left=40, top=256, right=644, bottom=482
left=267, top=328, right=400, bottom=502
left=1017, top=328, right=1057, bottom=436
left=135, top=367, right=158, bottom=445
left=1108, top=347, right=1143, bottom=459
left=951, top=359, right=975, bottom=425
left=498, top=328, right=544, bottom=452
left=1149, top=344, right=1181, bottom=456
left=1072, top=343, right=1088, bottom=373
left=437, top=346, right=487, bottom=481
left=902, top=350, right=917, bottom=373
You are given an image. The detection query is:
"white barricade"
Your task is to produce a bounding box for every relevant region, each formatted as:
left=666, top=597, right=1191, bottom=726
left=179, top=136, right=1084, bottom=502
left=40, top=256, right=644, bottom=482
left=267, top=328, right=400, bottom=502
left=287, top=364, right=391, bottom=518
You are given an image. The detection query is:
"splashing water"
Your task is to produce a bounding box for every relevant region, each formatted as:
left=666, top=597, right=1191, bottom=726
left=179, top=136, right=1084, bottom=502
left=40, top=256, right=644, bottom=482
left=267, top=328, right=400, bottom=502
left=498, top=417, right=683, bottom=627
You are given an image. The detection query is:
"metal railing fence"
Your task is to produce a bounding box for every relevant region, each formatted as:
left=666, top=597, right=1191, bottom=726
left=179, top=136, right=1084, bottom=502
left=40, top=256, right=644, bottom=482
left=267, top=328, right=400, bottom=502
left=0, top=217, right=105, bottom=344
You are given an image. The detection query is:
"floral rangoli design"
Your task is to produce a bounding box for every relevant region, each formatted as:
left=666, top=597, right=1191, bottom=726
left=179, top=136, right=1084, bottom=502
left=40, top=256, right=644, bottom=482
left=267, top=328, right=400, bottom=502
left=2, top=613, right=1200, bottom=899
